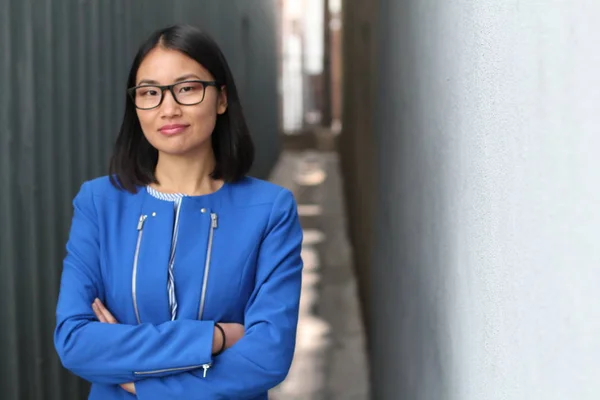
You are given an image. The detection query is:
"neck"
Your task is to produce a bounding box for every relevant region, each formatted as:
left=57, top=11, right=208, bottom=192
left=153, top=147, right=222, bottom=196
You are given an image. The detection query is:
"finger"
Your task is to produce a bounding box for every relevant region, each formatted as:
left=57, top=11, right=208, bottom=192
left=92, top=303, right=108, bottom=323
left=100, top=306, right=118, bottom=324
left=94, top=299, right=118, bottom=324
left=121, top=383, right=135, bottom=394
left=92, top=300, right=106, bottom=321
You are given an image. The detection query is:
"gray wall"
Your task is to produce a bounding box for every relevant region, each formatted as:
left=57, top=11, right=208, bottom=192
left=0, top=1, right=278, bottom=398
left=338, top=0, right=378, bottom=333
left=371, top=0, right=600, bottom=399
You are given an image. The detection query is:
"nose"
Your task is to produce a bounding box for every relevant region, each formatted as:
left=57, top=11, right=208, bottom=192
left=159, top=89, right=182, bottom=117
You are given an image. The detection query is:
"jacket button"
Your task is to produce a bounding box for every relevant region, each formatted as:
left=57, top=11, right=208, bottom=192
left=200, top=208, right=206, bottom=213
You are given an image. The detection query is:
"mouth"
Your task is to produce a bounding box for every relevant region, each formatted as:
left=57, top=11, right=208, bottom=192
left=159, top=124, right=190, bottom=136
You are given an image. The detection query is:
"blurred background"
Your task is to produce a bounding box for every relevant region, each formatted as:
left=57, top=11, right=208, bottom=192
left=1, top=0, right=599, bottom=399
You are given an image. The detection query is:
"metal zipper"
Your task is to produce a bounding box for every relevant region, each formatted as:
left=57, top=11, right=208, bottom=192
left=132, top=214, right=147, bottom=325
left=134, top=363, right=212, bottom=376
left=131, top=212, right=213, bottom=378
left=197, top=212, right=218, bottom=320
left=196, top=213, right=218, bottom=378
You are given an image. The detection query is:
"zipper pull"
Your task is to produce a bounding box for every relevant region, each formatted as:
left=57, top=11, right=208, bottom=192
left=137, top=215, right=147, bottom=230
left=211, top=213, right=218, bottom=229
left=202, top=363, right=211, bottom=378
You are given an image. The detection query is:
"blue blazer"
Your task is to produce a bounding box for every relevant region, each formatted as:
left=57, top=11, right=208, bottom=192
left=54, top=176, right=304, bottom=400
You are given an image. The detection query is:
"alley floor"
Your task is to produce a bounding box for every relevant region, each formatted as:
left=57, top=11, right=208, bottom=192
left=268, top=149, right=370, bottom=400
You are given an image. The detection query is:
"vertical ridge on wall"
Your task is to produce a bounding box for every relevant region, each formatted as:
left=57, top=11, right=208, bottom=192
left=0, top=0, right=280, bottom=398
left=0, top=2, right=19, bottom=399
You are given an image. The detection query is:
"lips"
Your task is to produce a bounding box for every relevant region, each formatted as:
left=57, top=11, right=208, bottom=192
left=159, top=124, right=189, bottom=136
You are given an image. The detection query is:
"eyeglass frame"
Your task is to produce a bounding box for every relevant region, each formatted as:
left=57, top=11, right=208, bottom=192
left=127, top=80, right=221, bottom=110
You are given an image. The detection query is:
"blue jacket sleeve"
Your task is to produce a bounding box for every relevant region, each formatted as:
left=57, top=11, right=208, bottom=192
left=134, top=188, right=304, bottom=400
left=54, top=182, right=215, bottom=384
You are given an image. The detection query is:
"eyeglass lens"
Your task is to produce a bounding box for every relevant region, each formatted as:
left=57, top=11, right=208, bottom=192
left=133, top=81, right=206, bottom=109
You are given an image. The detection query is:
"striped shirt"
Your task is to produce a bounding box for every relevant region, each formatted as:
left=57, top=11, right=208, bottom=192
left=146, top=185, right=185, bottom=321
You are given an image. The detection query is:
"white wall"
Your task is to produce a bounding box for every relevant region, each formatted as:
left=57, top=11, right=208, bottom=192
left=372, top=1, right=600, bottom=399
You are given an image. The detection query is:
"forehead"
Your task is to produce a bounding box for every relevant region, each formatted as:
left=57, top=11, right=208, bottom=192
left=136, top=46, right=212, bottom=83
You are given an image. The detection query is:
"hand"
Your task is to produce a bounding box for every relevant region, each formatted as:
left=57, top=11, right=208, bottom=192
left=91, top=299, right=135, bottom=395
left=216, top=323, right=245, bottom=351
left=120, top=382, right=136, bottom=394
left=92, top=298, right=118, bottom=324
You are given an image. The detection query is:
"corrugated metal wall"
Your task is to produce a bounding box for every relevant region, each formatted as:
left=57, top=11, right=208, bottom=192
left=0, top=1, right=279, bottom=399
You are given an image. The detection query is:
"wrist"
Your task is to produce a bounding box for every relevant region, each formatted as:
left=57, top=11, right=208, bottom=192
left=212, top=323, right=227, bottom=356
left=212, top=325, right=223, bottom=354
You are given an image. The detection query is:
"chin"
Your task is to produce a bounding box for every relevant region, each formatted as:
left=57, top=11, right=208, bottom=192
left=154, top=140, right=211, bottom=158
left=155, top=146, right=195, bottom=157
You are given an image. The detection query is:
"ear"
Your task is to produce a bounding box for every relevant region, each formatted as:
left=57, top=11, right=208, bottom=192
left=217, top=86, right=228, bottom=115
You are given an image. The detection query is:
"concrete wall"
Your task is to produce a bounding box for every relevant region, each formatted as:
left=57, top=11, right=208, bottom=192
left=342, top=0, right=600, bottom=398
left=338, top=0, right=378, bottom=331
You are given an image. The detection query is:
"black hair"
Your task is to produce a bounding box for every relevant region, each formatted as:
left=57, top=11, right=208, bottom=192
left=109, top=24, right=254, bottom=193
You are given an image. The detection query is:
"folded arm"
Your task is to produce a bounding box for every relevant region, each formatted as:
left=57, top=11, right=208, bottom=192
left=53, top=182, right=216, bottom=384
left=134, top=188, right=304, bottom=400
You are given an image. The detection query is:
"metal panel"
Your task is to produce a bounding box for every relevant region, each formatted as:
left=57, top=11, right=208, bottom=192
left=0, top=1, right=280, bottom=398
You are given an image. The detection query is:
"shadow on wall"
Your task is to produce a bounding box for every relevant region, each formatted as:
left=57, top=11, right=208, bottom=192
left=337, top=0, right=378, bottom=337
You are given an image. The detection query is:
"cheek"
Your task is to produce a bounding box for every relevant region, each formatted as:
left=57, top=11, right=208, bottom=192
left=136, top=111, right=154, bottom=132
left=189, top=106, right=218, bottom=134
left=136, top=112, right=158, bottom=144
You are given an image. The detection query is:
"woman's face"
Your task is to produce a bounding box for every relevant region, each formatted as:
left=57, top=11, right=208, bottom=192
left=134, top=46, right=227, bottom=157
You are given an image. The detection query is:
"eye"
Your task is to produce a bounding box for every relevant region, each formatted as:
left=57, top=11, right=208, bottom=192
left=178, top=82, right=203, bottom=93
left=137, top=87, right=160, bottom=97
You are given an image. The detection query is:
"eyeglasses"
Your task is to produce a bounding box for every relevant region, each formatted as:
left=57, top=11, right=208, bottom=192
left=127, top=80, right=219, bottom=110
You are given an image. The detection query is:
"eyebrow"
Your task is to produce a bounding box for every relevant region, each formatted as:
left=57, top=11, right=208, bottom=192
left=137, top=74, right=203, bottom=86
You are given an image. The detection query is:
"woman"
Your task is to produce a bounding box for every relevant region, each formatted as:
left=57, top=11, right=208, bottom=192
left=54, top=24, right=303, bottom=400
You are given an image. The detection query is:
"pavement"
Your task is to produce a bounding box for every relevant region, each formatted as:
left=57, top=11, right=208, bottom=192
left=268, top=149, right=371, bottom=400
